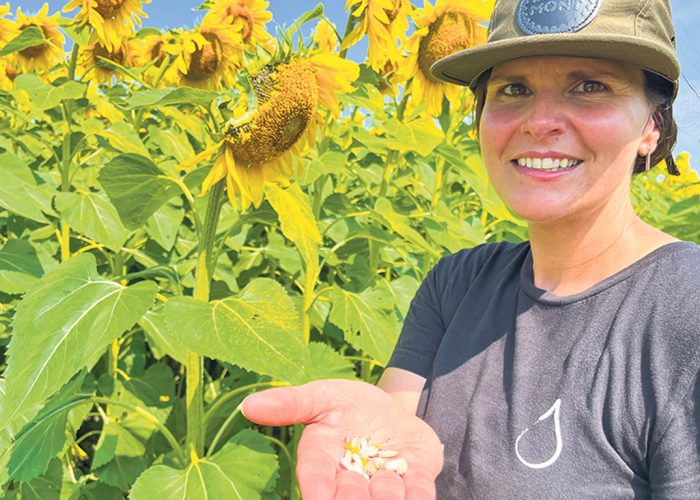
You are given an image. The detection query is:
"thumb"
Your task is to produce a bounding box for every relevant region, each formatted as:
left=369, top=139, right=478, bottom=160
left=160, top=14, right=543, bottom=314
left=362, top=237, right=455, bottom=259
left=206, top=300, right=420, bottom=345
left=241, top=382, right=330, bottom=426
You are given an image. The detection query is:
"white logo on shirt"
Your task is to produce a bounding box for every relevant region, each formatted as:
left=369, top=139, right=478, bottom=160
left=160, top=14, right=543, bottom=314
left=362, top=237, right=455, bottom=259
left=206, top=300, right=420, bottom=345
left=515, top=399, right=563, bottom=469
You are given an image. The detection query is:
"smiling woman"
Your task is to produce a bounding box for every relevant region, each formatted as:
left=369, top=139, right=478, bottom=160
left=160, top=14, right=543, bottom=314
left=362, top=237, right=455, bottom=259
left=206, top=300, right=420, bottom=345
left=243, top=0, right=700, bottom=498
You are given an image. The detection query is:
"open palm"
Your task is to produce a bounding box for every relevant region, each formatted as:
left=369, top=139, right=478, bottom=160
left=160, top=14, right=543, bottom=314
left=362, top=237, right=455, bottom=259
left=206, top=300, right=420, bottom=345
left=241, top=379, right=443, bottom=499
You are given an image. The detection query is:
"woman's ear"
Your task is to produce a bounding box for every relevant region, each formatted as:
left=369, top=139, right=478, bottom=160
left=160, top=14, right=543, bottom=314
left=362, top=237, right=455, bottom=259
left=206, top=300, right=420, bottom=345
left=639, top=112, right=661, bottom=156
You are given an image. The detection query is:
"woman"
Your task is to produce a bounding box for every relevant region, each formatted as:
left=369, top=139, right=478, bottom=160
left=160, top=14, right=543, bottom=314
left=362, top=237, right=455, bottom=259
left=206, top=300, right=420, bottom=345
left=243, top=0, right=700, bottom=498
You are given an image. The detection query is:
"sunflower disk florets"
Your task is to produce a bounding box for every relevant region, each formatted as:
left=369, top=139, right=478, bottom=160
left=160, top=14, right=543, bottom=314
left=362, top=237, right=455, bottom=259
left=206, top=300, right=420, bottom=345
left=340, top=435, right=408, bottom=480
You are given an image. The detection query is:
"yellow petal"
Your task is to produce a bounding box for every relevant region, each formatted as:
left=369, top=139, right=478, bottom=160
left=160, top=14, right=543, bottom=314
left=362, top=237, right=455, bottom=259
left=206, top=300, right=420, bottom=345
left=177, top=140, right=224, bottom=170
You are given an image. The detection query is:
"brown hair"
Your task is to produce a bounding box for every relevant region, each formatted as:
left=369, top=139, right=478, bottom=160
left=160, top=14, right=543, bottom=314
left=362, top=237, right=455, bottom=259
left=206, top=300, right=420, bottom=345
left=471, top=69, right=680, bottom=176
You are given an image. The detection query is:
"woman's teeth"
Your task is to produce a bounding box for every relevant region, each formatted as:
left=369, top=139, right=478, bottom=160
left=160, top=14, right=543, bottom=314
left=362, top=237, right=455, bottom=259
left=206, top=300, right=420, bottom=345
left=515, top=158, right=583, bottom=171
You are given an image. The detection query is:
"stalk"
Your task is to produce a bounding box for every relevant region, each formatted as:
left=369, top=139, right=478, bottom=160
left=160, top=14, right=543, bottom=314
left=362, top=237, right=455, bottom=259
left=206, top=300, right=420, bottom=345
left=186, top=180, right=226, bottom=457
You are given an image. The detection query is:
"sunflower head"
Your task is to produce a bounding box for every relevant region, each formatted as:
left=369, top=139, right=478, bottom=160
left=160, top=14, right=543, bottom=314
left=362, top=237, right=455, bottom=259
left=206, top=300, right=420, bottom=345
left=418, top=10, right=480, bottom=83
left=202, top=0, right=272, bottom=49
left=13, top=4, right=65, bottom=73
left=63, top=0, right=150, bottom=51
left=0, top=3, right=18, bottom=46
left=77, top=37, right=130, bottom=84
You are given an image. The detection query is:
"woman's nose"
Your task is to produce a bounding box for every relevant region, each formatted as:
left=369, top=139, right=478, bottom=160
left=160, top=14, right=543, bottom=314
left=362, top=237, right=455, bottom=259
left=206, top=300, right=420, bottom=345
left=520, top=93, right=566, bottom=140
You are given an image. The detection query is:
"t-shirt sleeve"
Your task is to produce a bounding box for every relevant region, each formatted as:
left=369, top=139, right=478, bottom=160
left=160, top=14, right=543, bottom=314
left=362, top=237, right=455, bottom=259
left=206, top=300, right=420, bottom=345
left=386, top=260, right=448, bottom=378
left=649, top=369, right=700, bottom=498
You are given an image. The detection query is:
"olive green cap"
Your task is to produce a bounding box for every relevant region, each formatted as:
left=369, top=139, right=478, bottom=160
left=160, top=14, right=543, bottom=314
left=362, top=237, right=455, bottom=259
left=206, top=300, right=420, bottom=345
left=430, top=0, right=680, bottom=92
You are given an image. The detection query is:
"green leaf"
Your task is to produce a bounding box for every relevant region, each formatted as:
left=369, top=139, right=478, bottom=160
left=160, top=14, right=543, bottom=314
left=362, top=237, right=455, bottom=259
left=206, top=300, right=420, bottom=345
left=54, top=191, right=131, bottom=251
left=94, top=456, right=149, bottom=492
left=265, top=183, right=321, bottom=281
left=5, top=459, right=63, bottom=500
left=328, top=285, right=400, bottom=365
left=13, top=75, right=86, bottom=111
left=7, top=373, right=90, bottom=482
left=139, top=308, right=188, bottom=364
left=1, top=254, right=157, bottom=429
left=374, top=198, right=439, bottom=256
left=146, top=200, right=184, bottom=251
left=98, top=121, right=150, bottom=156
left=99, top=154, right=180, bottom=230
left=306, top=343, right=356, bottom=381
left=0, top=239, right=44, bottom=294
left=0, top=153, right=53, bottom=223
left=125, top=87, right=218, bottom=110
left=163, top=279, right=311, bottom=385
left=0, top=27, right=44, bottom=57
left=130, top=429, right=278, bottom=500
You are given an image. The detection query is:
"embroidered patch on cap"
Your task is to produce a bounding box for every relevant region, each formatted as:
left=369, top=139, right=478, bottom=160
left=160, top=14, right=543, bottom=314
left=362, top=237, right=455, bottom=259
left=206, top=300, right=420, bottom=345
left=516, top=0, right=601, bottom=35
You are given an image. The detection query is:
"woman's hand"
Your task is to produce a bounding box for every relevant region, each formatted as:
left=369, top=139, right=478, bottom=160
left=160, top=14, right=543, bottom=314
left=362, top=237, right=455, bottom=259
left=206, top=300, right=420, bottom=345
left=241, top=379, right=443, bottom=500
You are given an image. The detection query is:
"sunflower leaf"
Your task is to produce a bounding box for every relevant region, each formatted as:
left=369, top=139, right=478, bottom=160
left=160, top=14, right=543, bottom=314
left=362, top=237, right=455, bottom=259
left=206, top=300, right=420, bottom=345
left=54, top=191, right=131, bottom=251
left=99, top=153, right=180, bottom=230
left=0, top=239, right=44, bottom=294
left=265, top=183, right=321, bottom=282
left=129, top=429, right=278, bottom=500
left=0, top=254, right=157, bottom=430
left=0, top=26, right=44, bottom=57
left=162, top=278, right=311, bottom=385
left=124, top=87, right=218, bottom=110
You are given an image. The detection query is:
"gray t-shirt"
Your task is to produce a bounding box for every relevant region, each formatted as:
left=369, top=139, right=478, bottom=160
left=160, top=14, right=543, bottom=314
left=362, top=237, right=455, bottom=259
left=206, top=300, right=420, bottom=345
left=387, top=241, right=700, bottom=499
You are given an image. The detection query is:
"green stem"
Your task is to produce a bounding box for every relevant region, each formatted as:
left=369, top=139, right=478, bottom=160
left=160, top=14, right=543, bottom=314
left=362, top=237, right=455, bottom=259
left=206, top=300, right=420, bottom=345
left=68, top=43, right=79, bottom=81
left=262, top=435, right=298, bottom=499
left=203, top=381, right=289, bottom=428
left=206, top=403, right=242, bottom=457
left=186, top=180, right=226, bottom=458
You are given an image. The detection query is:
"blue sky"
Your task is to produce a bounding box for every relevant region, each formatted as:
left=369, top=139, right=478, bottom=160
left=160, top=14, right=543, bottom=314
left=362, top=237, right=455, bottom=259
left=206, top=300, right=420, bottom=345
left=12, top=1, right=700, bottom=165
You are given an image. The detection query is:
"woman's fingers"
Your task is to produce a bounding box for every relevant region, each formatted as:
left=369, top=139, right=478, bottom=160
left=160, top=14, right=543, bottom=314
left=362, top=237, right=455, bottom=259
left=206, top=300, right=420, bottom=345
left=335, top=470, right=371, bottom=499
left=402, top=469, right=436, bottom=500
left=241, top=383, right=326, bottom=426
left=369, top=470, right=405, bottom=500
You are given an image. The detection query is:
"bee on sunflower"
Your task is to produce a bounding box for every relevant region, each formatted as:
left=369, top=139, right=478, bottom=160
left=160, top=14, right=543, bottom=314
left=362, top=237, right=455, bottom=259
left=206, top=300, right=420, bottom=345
left=11, top=4, right=65, bottom=74
left=76, top=35, right=132, bottom=85
left=342, top=0, right=412, bottom=72
left=398, top=0, right=493, bottom=116
left=178, top=39, right=359, bottom=211
left=62, top=0, right=150, bottom=52
left=201, top=0, right=274, bottom=53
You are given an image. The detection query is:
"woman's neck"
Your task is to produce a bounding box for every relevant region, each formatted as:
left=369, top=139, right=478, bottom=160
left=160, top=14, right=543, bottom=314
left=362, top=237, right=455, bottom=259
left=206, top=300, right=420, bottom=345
left=527, top=202, right=674, bottom=297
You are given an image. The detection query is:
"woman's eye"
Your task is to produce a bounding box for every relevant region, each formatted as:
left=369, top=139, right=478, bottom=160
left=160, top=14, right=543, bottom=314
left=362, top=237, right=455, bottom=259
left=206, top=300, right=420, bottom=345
left=501, top=83, right=530, bottom=97
left=572, top=80, right=608, bottom=93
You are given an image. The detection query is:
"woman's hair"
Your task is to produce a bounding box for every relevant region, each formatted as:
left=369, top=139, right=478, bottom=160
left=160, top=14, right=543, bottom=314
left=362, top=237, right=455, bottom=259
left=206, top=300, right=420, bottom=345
left=471, top=68, right=680, bottom=176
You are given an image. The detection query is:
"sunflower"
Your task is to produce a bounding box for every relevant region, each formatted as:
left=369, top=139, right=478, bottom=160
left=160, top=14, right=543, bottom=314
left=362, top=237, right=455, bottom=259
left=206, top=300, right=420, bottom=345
left=63, top=0, right=150, bottom=52
left=312, top=19, right=339, bottom=53
left=399, top=0, right=493, bottom=116
left=76, top=35, right=131, bottom=84
left=659, top=153, right=700, bottom=200
left=343, top=0, right=411, bottom=71
left=179, top=53, right=359, bottom=211
left=12, top=4, right=65, bottom=73
left=202, top=0, right=273, bottom=52
left=165, top=24, right=242, bottom=90
left=0, top=59, right=17, bottom=90
left=0, top=3, right=18, bottom=46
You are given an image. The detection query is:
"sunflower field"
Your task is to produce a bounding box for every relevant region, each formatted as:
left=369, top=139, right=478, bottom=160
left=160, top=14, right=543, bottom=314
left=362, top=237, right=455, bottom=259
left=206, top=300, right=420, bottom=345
left=0, top=0, right=699, bottom=498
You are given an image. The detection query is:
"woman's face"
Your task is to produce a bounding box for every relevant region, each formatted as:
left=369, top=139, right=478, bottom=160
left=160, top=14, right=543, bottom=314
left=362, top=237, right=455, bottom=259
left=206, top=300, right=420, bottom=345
left=478, top=56, right=660, bottom=224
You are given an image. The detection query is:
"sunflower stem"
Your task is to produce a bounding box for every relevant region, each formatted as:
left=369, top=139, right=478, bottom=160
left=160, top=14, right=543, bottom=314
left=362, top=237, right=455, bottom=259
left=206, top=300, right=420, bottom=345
left=68, top=43, right=79, bottom=81
left=187, top=180, right=226, bottom=458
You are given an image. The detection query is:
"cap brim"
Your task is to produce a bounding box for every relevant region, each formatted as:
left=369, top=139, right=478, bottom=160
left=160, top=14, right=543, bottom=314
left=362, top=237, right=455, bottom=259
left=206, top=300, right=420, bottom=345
left=431, top=33, right=680, bottom=91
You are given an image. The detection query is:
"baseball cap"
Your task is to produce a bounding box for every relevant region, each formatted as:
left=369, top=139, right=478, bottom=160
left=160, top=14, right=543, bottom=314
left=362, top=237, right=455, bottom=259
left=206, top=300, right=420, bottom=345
left=430, top=0, right=680, bottom=92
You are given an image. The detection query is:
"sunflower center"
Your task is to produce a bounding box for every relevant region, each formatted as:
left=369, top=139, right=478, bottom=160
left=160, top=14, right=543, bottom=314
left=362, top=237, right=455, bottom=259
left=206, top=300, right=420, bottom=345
left=188, top=33, right=220, bottom=81
left=5, top=65, right=18, bottom=81
left=94, top=42, right=126, bottom=68
left=418, top=10, right=476, bottom=82
left=384, top=0, right=402, bottom=22
left=227, top=60, right=318, bottom=165
left=18, top=24, right=48, bottom=59
left=225, top=6, right=255, bottom=42
left=150, top=40, right=165, bottom=66
left=95, top=0, right=127, bottom=19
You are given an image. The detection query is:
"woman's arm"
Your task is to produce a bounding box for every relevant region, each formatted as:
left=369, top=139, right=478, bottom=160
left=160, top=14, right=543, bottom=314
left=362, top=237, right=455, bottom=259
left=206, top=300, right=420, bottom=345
left=378, top=367, right=427, bottom=415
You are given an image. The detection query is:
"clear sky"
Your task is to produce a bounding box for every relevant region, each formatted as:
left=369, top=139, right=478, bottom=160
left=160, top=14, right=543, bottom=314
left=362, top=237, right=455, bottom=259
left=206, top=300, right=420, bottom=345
left=11, top=1, right=700, bottom=165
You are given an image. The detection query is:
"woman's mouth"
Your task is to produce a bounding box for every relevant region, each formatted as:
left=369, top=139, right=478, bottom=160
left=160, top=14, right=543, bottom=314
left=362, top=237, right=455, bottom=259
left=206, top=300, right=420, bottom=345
left=512, top=157, right=584, bottom=171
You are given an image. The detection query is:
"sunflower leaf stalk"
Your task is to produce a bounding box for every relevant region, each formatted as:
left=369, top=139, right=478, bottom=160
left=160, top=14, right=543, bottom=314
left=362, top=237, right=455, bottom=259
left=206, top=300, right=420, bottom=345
left=187, top=179, right=226, bottom=457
